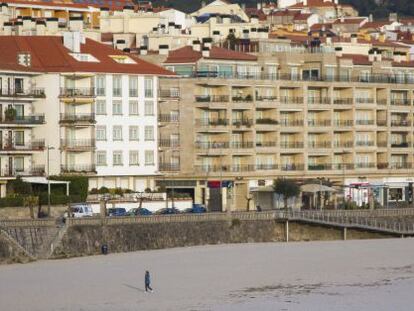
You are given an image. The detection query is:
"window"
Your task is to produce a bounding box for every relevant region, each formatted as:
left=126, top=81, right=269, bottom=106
left=113, top=151, right=123, bottom=166
left=113, top=126, right=123, bottom=141
left=96, top=100, right=106, bottom=115
left=96, top=75, right=106, bottom=96
left=113, top=75, right=122, bottom=97
left=14, top=78, right=24, bottom=93
left=129, top=100, right=139, bottom=115
left=144, top=78, right=153, bottom=98
left=14, top=131, right=24, bottom=146
left=145, top=150, right=154, bottom=166
left=14, top=105, right=24, bottom=118
left=96, top=126, right=107, bottom=141
left=144, top=101, right=154, bottom=116
left=129, top=150, right=139, bottom=165
left=112, top=100, right=122, bottom=115
left=129, top=126, right=139, bottom=141
left=97, top=151, right=107, bottom=166
left=389, top=188, right=403, bottom=202
left=14, top=157, right=24, bottom=172
left=145, top=126, right=154, bottom=141
left=129, top=76, right=138, bottom=97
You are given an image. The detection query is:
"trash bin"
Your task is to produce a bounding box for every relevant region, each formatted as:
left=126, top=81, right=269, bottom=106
left=101, top=244, right=108, bottom=255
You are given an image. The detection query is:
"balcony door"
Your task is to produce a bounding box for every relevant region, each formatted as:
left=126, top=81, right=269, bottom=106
left=8, top=156, right=13, bottom=176
left=14, top=78, right=24, bottom=94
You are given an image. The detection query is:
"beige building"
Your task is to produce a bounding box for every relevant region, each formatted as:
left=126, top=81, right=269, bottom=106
left=152, top=43, right=414, bottom=211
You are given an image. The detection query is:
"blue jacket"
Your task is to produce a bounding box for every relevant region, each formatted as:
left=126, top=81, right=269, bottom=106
left=145, top=272, right=150, bottom=285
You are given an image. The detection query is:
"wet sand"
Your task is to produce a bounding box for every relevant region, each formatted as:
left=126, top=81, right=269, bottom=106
left=1, top=239, right=413, bottom=311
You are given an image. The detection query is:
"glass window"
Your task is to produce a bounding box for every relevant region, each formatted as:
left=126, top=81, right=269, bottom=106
left=145, top=150, right=154, bottom=166
left=97, top=151, right=107, bottom=166
left=129, top=76, right=138, bottom=97
left=129, top=150, right=139, bottom=165
left=96, top=100, right=106, bottom=115
left=113, top=75, right=122, bottom=97
left=144, top=78, right=153, bottom=98
left=113, top=151, right=123, bottom=166
left=14, top=157, right=24, bottom=172
left=144, top=101, right=154, bottom=116
left=96, top=75, right=106, bottom=96
left=96, top=126, right=106, bottom=141
left=113, top=126, right=123, bottom=141
left=129, top=100, right=139, bottom=115
left=129, top=126, right=139, bottom=141
left=14, top=105, right=24, bottom=117
left=144, top=126, right=154, bottom=141
left=14, top=131, right=24, bottom=146
left=112, top=100, right=122, bottom=115
left=14, top=78, right=24, bottom=93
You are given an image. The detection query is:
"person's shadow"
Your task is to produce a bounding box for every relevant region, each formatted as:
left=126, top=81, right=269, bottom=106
left=123, top=284, right=146, bottom=293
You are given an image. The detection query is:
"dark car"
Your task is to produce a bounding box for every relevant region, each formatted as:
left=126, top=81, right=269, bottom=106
left=127, top=208, right=153, bottom=216
left=156, top=207, right=180, bottom=215
left=107, top=207, right=127, bottom=217
left=184, top=204, right=207, bottom=214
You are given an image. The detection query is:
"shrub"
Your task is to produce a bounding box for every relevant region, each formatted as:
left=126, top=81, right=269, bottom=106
left=7, top=177, right=32, bottom=195
left=98, top=186, right=109, bottom=194
left=89, top=188, right=99, bottom=194
left=49, top=175, right=88, bottom=201
left=231, top=218, right=241, bottom=228
left=144, top=187, right=152, bottom=193
left=0, top=196, right=24, bottom=208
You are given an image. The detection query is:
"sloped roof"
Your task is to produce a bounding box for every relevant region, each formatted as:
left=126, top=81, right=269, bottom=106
left=164, top=46, right=257, bottom=64
left=0, top=36, right=174, bottom=75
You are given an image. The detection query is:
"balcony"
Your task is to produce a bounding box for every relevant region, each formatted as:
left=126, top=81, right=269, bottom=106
left=0, top=114, right=45, bottom=125
left=232, top=95, right=254, bottom=103
left=0, top=139, right=45, bottom=151
left=377, top=99, right=387, bottom=106
left=307, top=120, right=331, bottom=127
left=61, top=139, right=96, bottom=151
left=280, top=97, right=303, bottom=105
left=256, top=141, right=277, bottom=148
left=391, top=142, right=410, bottom=148
left=355, top=141, right=375, bottom=147
left=230, top=141, right=254, bottom=149
left=355, top=98, right=375, bottom=104
left=391, top=99, right=410, bottom=106
left=256, top=96, right=277, bottom=102
left=355, top=120, right=375, bottom=126
left=232, top=119, right=253, bottom=127
left=256, top=118, right=278, bottom=125
left=159, top=89, right=180, bottom=99
left=308, top=164, right=332, bottom=171
left=333, top=98, right=353, bottom=105
left=0, top=88, right=45, bottom=98
left=256, top=164, right=278, bottom=170
left=195, top=142, right=229, bottom=149
left=158, top=114, right=179, bottom=123
left=159, top=139, right=180, bottom=148
left=231, top=164, right=256, bottom=172
left=377, top=119, right=387, bottom=126
left=355, top=162, right=376, bottom=169
left=280, top=142, right=304, bottom=149
left=308, top=141, right=331, bottom=148
left=377, top=163, right=389, bottom=169
left=280, top=120, right=304, bottom=127
left=61, top=164, right=96, bottom=174
left=1, top=165, right=45, bottom=177
left=281, top=164, right=305, bottom=171
left=60, top=88, right=95, bottom=98
left=333, top=141, right=354, bottom=148
left=391, top=120, right=411, bottom=127
left=390, top=162, right=412, bottom=169
left=159, top=163, right=180, bottom=171
left=377, top=141, right=388, bottom=148
left=195, top=95, right=230, bottom=103
left=195, top=119, right=229, bottom=126
left=60, top=113, right=96, bottom=124
left=334, top=120, right=353, bottom=127
left=307, top=97, right=331, bottom=105
left=332, top=163, right=355, bottom=170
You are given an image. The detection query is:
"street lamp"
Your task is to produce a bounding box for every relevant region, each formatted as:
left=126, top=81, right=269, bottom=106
left=46, top=146, right=55, bottom=216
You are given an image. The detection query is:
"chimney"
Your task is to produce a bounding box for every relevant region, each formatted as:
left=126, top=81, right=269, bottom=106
left=69, top=16, right=83, bottom=32
left=326, top=34, right=332, bottom=45
left=35, top=20, right=46, bottom=35
left=192, top=40, right=201, bottom=51
left=115, top=39, right=127, bottom=50
left=1, top=2, right=9, bottom=14
left=223, top=15, right=231, bottom=24
left=17, top=52, right=31, bottom=67
left=63, top=31, right=82, bottom=53
left=22, top=16, right=33, bottom=30
left=251, top=14, right=259, bottom=24
left=123, top=5, right=134, bottom=14
left=202, top=47, right=210, bottom=58
left=369, top=14, right=373, bottom=22
left=257, top=2, right=262, bottom=10
left=351, top=33, right=357, bottom=44
left=168, top=22, right=175, bottom=34
left=202, top=37, right=213, bottom=49
left=389, top=13, right=397, bottom=22
left=375, top=51, right=382, bottom=62
left=212, top=30, right=221, bottom=42
left=159, top=44, right=169, bottom=55
left=140, top=46, right=148, bottom=55
left=303, top=0, right=308, bottom=6
left=15, top=21, right=23, bottom=35
left=243, top=29, right=249, bottom=39
left=3, top=22, right=12, bottom=35
left=46, top=17, right=58, bottom=33
left=201, top=1, right=206, bottom=8
left=100, top=7, right=110, bottom=17
left=335, top=46, right=343, bottom=57
left=368, top=49, right=375, bottom=62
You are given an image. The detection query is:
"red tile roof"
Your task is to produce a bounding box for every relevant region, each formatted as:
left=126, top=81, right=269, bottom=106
left=289, top=0, right=336, bottom=8
left=340, top=54, right=372, bottom=65
left=332, top=17, right=366, bottom=25
left=164, top=46, right=257, bottom=64
left=0, top=36, right=174, bottom=75
left=2, top=0, right=134, bottom=11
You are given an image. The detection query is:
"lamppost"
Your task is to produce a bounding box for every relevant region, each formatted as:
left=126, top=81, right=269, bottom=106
left=46, top=146, right=55, bottom=216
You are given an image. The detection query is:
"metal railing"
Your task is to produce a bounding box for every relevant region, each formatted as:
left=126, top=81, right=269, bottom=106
left=195, top=95, right=229, bottom=103
left=256, top=118, right=278, bottom=125
left=307, top=120, right=331, bottom=127
left=280, top=142, right=304, bottom=149
left=60, top=139, right=96, bottom=149
left=60, top=113, right=95, bottom=123
left=0, top=139, right=45, bottom=151
left=0, top=88, right=45, bottom=98
left=158, top=114, right=179, bottom=123
left=196, top=118, right=229, bottom=126
left=159, top=163, right=180, bottom=171
left=61, top=164, right=96, bottom=173
left=0, top=114, right=45, bottom=124
left=59, top=88, right=95, bottom=97
left=159, top=89, right=180, bottom=98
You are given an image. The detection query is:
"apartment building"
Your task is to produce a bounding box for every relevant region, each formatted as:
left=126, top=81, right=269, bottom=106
left=154, top=42, right=414, bottom=211
left=0, top=33, right=173, bottom=196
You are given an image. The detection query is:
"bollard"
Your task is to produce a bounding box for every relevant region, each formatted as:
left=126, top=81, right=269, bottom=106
left=101, top=244, right=108, bottom=255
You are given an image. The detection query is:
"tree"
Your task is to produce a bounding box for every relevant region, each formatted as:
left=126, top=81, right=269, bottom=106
left=273, top=178, right=300, bottom=210
left=23, top=196, right=39, bottom=219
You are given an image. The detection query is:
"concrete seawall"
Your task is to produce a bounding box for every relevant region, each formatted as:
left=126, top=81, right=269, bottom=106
left=51, top=219, right=394, bottom=259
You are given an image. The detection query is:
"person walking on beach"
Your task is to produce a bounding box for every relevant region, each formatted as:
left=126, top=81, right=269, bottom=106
left=145, top=271, right=153, bottom=292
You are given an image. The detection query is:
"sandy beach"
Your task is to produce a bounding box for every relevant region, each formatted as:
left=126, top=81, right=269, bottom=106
left=1, top=239, right=414, bottom=311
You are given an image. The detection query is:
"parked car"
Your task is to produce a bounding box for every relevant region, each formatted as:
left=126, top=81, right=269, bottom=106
left=184, top=204, right=207, bottom=214
left=127, top=208, right=153, bottom=216
left=107, top=207, right=127, bottom=217
left=63, top=204, right=93, bottom=218
left=155, top=207, right=180, bottom=215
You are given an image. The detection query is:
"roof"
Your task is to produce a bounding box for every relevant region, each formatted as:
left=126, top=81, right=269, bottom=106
left=289, top=0, right=336, bottom=8
left=333, top=17, right=366, bottom=25
left=340, top=54, right=372, bottom=66
left=1, top=0, right=134, bottom=10
left=0, top=36, right=174, bottom=75
left=301, top=184, right=337, bottom=193
left=164, top=46, right=257, bottom=64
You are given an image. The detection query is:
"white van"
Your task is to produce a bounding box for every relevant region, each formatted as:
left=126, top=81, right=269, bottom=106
left=64, top=204, right=93, bottom=218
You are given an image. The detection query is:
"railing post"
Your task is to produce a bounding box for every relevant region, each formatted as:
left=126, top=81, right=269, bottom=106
left=285, top=220, right=289, bottom=242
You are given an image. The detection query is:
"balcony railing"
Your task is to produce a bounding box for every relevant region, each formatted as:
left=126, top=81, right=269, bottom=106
left=61, top=139, right=96, bottom=150
left=61, top=164, right=96, bottom=173
left=280, top=142, right=304, bottom=149
left=355, top=98, right=375, bottom=104
left=60, top=113, right=95, bottom=123
left=355, top=141, right=375, bottom=147
left=308, top=164, right=332, bottom=171
left=159, top=139, right=180, bottom=148
left=280, top=120, right=304, bottom=126
left=308, top=141, right=331, bottom=148
left=256, top=118, right=278, bottom=125
left=232, top=96, right=254, bottom=103
left=355, top=162, right=376, bottom=169
left=391, top=120, right=411, bottom=127
left=0, top=139, right=45, bottom=151
left=334, top=120, right=353, bottom=127
left=159, top=163, right=180, bottom=171
left=307, top=120, right=331, bottom=127
left=332, top=163, right=355, bottom=170
left=355, top=120, right=375, bottom=125
left=59, top=88, right=95, bottom=97
left=230, top=141, right=254, bottom=149
left=391, top=99, right=410, bottom=106
left=377, top=119, right=387, bottom=126
left=377, top=99, right=387, bottom=105
left=281, top=164, right=305, bottom=171
left=256, top=96, right=277, bottom=101
left=0, top=88, right=45, bottom=98
left=280, top=97, right=303, bottom=104
left=195, top=95, right=229, bottom=103
left=1, top=165, right=45, bottom=177
left=391, top=142, right=410, bottom=148
left=159, top=89, right=180, bottom=99
left=390, top=162, right=412, bottom=169
left=307, top=97, right=331, bottom=105
left=196, top=119, right=229, bottom=126
left=256, top=164, right=278, bottom=170
left=232, top=119, right=253, bottom=127
left=377, top=141, right=388, bottom=147
left=0, top=114, right=45, bottom=125
left=195, top=142, right=229, bottom=149
left=256, top=141, right=277, bottom=147
left=333, top=141, right=354, bottom=148
left=158, top=114, right=179, bottom=123
left=333, top=98, right=353, bottom=105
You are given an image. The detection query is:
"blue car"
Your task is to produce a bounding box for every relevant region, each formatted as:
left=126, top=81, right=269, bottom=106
left=107, top=207, right=127, bottom=217
left=156, top=208, right=180, bottom=215
left=127, top=208, right=153, bottom=216
left=184, top=204, right=207, bottom=214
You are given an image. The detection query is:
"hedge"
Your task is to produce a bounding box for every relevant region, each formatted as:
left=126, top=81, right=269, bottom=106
left=0, top=196, right=24, bottom=208
left=49, top=175, right=89, bottom=201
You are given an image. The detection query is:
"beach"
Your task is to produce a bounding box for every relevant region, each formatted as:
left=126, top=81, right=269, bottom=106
left=1, top=238, right=413, bottom=310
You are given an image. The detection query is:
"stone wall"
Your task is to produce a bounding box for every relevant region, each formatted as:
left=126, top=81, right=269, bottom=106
left=0, top=205, right=67, bottom=220
left=0, top=232, right=32, bottom=264
left=52, top=220, right=394, bottom=259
